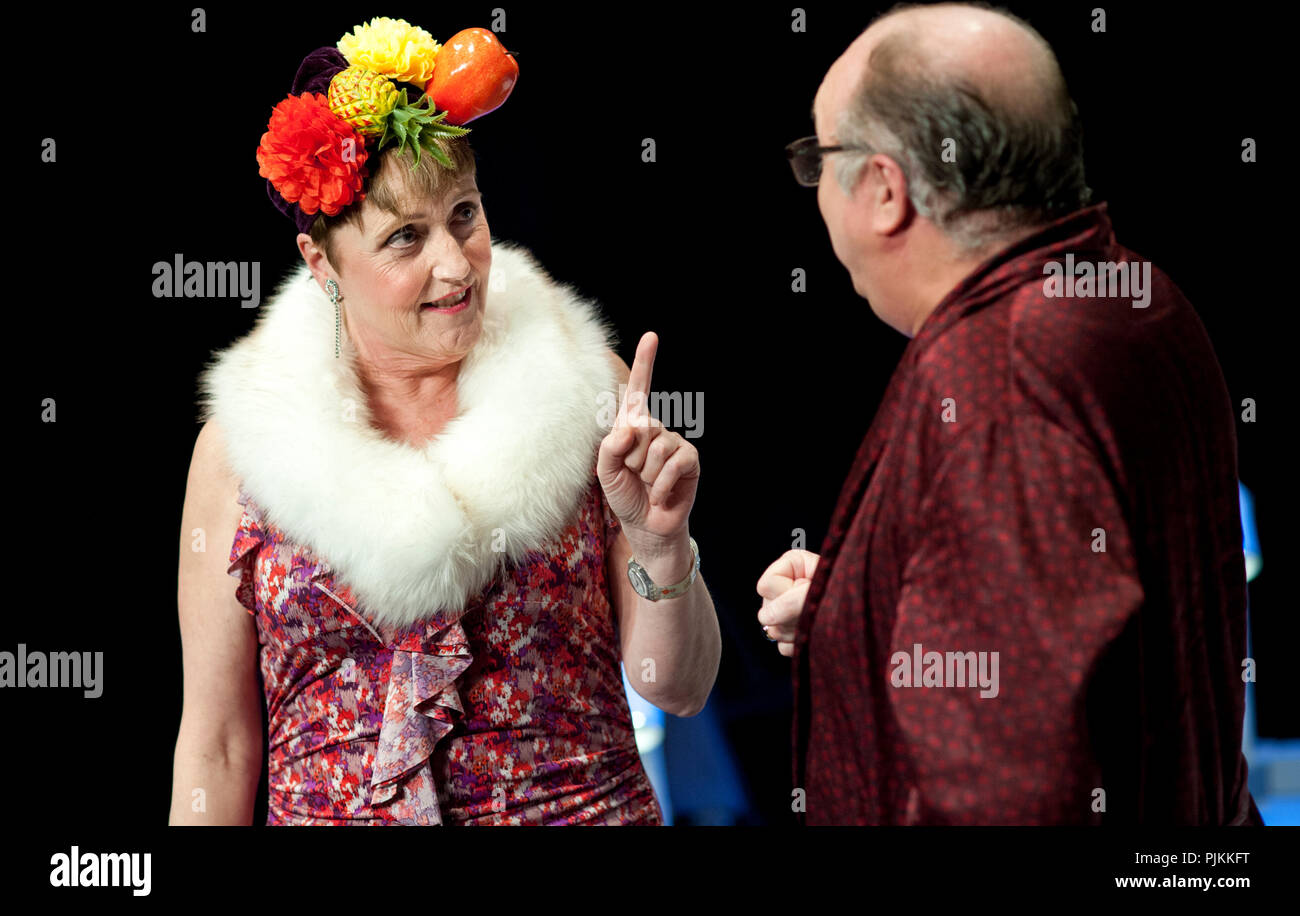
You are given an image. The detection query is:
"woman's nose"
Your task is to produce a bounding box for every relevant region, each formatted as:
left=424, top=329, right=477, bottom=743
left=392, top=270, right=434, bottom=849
left=428, top=231, right=471, bottom=283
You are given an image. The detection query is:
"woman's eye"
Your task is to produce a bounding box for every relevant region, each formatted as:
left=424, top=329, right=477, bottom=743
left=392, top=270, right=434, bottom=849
left=456, top=203, right=479, bottom=223
left=386, top=226, right=418, bottom=247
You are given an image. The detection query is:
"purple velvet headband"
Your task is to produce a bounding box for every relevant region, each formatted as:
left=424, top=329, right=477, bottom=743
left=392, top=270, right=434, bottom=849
left=265, top=47, right=428, bottom=235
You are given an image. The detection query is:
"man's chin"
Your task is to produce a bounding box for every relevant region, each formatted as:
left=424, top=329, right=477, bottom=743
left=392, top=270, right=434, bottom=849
left=848, top=268, right=873, bottom=304
left=855, top=286, right=911, bottom=337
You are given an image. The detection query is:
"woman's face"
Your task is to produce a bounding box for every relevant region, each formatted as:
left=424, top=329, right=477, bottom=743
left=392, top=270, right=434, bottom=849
left=324, top=172, right=491, bottom=372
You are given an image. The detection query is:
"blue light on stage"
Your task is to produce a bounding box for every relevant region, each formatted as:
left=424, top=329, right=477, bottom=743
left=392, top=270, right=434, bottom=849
left=1240, top=480, right=1300, bottom=825
left=621, top=664, right=674, bottom=824
left=1240, top=481, right=1261, bottom=582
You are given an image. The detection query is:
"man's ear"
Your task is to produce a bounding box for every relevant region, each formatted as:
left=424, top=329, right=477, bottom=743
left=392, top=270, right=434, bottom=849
left=864, top=152, right=911, bottom=236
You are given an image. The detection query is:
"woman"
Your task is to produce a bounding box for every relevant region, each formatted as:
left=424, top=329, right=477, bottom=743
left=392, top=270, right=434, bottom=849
left=170, top=16, right=719, bottom=825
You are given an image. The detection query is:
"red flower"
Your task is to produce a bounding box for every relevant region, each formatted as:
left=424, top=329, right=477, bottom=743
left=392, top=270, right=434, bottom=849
left=256, top=92, right=370, bottom=216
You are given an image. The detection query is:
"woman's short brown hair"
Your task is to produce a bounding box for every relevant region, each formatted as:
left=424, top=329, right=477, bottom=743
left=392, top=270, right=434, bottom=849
left=309, top=135, right=477, bottom=270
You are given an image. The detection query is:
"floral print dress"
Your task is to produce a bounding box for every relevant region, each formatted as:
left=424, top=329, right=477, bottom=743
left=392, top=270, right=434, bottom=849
left=228, top=477, right=663, bottom=825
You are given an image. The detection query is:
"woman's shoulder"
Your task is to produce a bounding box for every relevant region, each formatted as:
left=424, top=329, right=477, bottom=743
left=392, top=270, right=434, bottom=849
left=185, top=420, right=265, bottom=541
left=186, top=420, right=242, bottom=507
left=607, top=348, right=630, bottom=387
left=179, top=419, right=261, bottom=615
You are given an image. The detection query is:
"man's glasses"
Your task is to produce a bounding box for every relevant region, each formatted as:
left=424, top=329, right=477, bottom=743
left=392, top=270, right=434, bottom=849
left=785, top=135, right=873, bottom=187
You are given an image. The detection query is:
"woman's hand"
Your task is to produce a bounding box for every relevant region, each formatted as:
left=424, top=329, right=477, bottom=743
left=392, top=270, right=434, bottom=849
left=756, top=549, right=821, bottom=658
left=597, top=332, right=699, bottom=556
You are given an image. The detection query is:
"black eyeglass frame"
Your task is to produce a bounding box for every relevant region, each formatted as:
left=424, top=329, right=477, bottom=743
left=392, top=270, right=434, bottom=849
left=785, top=135, right=874, bottom=187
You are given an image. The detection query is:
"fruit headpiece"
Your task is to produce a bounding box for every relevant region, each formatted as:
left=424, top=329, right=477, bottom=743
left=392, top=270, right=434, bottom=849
left=256, top=16, right=518, bottom=234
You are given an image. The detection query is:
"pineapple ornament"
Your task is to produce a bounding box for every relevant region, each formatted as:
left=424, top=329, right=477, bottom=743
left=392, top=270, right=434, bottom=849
left=326, top=66, right=470, bottom=166
left=327, top=66, right=399, bottom=137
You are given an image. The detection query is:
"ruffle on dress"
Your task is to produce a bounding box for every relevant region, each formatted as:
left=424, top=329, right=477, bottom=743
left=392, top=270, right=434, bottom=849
left=308, top=563, right=477, bottom=825
left=233, top=486, right=482, bottom=825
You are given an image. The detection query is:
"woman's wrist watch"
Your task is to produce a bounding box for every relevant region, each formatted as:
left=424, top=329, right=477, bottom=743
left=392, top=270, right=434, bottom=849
left=627, top=537, right=700, bottom=601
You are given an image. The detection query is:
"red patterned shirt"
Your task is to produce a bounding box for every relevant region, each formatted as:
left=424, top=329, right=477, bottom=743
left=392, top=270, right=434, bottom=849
left=230, top=477, right=663, bottom=825
left=793, top=204, right=1261, bottom=825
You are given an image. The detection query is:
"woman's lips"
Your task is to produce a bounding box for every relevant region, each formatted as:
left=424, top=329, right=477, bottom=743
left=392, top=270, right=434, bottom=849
left=422, top=285, right=472, bottom=314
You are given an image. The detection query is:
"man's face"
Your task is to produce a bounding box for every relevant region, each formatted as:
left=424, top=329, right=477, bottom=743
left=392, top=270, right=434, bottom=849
left=812, top=71, right=873, bottom=304
left=812, top=84, right=846, bottom=267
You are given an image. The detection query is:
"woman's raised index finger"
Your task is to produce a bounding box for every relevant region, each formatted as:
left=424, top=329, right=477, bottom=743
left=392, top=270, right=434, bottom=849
left=624, top=331, right=658, bottom=412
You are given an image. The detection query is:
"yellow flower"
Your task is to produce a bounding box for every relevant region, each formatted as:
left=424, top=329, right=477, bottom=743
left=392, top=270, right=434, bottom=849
left=337, top=17, right=441, bottom=89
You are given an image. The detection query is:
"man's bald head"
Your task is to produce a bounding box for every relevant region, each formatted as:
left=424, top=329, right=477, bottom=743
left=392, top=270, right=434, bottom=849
left=859, top=3, right=1063, bottom=120
left=824, top=2, right=1090, bottom=255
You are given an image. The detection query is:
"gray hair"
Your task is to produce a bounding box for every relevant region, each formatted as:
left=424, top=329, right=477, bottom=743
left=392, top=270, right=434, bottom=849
left=834, top=3, right=1092, bottom=257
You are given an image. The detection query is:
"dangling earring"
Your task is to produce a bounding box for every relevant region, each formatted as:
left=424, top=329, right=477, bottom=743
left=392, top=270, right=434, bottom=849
left=325, top=278, right=342, bottom=358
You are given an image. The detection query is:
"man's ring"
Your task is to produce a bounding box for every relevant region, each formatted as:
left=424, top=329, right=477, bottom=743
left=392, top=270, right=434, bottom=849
left=763, top=625, right=778, bottom=642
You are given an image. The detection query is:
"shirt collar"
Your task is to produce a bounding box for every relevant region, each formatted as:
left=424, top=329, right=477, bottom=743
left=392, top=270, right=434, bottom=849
left=909, top=202, right=1116, bottom=353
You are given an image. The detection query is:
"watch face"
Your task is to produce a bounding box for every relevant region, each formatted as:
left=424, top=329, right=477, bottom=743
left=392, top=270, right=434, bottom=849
left=628, top=564, right=653, bottom=599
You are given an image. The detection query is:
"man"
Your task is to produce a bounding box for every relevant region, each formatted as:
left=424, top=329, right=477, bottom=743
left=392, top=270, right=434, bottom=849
left=757, top=2, right=1262, bottom=824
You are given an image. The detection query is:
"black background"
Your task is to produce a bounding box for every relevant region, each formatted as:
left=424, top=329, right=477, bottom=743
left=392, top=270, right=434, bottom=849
left=11, top=0, right=1293, bottom=848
